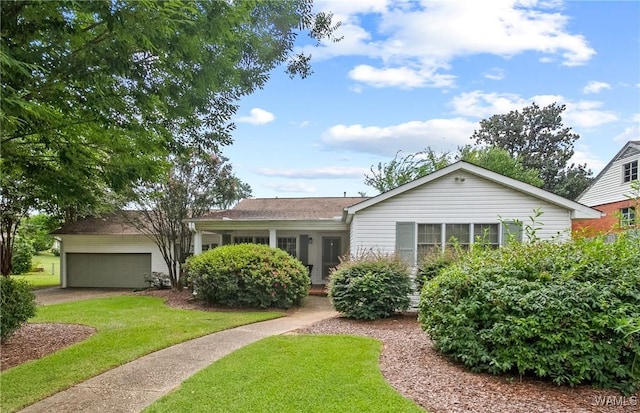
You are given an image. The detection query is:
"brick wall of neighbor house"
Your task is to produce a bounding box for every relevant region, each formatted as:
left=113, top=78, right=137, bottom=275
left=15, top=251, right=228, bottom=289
left=572, top=199, right=636, bottom=236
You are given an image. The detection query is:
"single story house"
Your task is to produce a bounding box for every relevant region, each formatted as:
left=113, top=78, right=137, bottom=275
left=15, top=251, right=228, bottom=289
left=54, top=162, right=601, bottom=289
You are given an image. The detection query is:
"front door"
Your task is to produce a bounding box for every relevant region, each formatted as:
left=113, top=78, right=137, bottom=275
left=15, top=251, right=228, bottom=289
left=321, top=237, right=341, bottom=280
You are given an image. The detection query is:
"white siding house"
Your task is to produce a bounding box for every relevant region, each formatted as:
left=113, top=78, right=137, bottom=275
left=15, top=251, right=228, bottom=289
left=345, top=162, right=601, bottom=265
left=577, top=141, right=640, bottom=206
left=573, top=141, right=639, bottom=235
left=56, top=162, right=601, bottom=289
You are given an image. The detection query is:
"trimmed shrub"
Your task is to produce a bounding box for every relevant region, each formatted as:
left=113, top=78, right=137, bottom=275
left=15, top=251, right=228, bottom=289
left=1, top=277, right=37, bottom=342
left=185, top=243, right=309, bottom=309
left=11, top=237, right=35, bottom=275
left=328, top=254, right=412, bottom=320
left=418, top=234, right=640, bottom=395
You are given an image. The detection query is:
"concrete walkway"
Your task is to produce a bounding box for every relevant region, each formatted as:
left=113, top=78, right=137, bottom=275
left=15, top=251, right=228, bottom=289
left=20, top=294, right=337, bottom=413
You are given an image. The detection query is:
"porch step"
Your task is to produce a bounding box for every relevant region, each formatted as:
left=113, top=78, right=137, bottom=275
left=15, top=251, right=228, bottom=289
left=309, top=284, right=328, bottom=296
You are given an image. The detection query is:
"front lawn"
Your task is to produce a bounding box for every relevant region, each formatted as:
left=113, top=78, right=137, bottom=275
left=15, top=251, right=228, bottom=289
left=146, top=335, right=424, bottom=413
left=0, top=296, right=282, bottom=413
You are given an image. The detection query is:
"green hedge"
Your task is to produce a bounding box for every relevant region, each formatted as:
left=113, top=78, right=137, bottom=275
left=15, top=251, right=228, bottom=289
left=328, top=254, right=412, bottom=320
left=418, top=234, right=640, bottom=395
left=185, top=243, right=309, bottom=309
left=1, top=277, right=37, bottom=342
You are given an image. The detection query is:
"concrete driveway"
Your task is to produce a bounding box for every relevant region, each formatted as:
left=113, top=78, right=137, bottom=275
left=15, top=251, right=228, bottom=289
left=34, top=287, right=134, bottom=306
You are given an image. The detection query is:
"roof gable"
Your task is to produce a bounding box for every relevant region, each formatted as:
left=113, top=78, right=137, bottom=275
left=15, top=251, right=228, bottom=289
left=345, top=161, right=600, bottom=220
left=577, top=140, right=640, bottom=202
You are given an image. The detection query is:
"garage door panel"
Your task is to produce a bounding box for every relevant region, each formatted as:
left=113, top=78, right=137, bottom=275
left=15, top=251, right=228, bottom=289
left=67, top=253, right=150, bottom=288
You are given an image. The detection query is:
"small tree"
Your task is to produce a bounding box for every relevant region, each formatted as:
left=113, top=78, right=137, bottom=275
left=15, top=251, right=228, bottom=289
left=129, top=150, right=251, bottom=289
left=364, top=147, right=451, bottom=193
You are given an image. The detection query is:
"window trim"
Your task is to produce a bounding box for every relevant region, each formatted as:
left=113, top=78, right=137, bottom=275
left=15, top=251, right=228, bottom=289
left=620, top=206, right=636, bottom=227
left=623, top=160, right=638, bottom=183
left=277, top=237, right=297, bottom=258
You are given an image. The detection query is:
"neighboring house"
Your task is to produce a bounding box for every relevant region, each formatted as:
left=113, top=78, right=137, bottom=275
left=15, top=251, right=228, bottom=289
left=572, top=141, right=640, bottom=235
left=55, top=162, right=601, bottom=289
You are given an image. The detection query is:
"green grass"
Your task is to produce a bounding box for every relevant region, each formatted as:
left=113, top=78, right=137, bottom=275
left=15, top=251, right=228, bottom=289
left=11, top=251, right=60, bottom=288
left=146, top=335, right=425, bottom=413
left=0, top=296, right=282, bottom=413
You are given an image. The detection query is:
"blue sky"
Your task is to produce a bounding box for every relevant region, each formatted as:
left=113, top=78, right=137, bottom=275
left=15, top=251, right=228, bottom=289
left=224, top=0, right=640, bottom=199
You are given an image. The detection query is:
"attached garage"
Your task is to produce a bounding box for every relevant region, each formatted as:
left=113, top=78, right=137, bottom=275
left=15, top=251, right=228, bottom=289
left=53, top=213, right=170, bottom=289
left=66, top=253, right=151, bottom=288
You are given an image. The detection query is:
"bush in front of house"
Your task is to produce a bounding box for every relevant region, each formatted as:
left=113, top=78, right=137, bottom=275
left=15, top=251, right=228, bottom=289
left=1, top=276, right=37, bottom=342
left=418, top=234, right=640, bottom=395
left=415, top=247, right=462, bottom=292
left=328, top=253, right=412, bottom=320
left=185, top=243, right=309, bottom=309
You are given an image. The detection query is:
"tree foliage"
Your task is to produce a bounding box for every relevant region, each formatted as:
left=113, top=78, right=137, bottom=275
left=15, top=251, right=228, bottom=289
left=1, top=0, right=339, bottom=275
left=127, top=151, right=251, bottom=289
left=457, top=146, right=544, bottom=187
left=471, top=102, right=593, bottom=198
left=364, top=148, right=450, bottom=193
left=364, top=146, right=545, bottom=193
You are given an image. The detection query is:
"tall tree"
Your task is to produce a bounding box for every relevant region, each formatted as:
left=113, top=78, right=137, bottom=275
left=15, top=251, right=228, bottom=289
left=470, top=102, right=593, bottom=198
left=1, top=0, right=339, bottom=275
left=128, top=150, right=251, bottom=289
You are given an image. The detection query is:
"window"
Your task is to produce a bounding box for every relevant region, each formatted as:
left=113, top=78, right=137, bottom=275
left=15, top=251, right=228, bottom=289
left=501, top=221, right=523, bottom=244
left=277, top=237, right=297, bottom=257
left=445, top=224, right=470, bottom=248
left=417, top=224, right=441, bottom=256
left=620, top=207, right=636, bottom=227
left=474, top=224, right=499, bottom=247
left=234, top=236, right=269, bottom=245
left=623, top=160, right=638, bottom=182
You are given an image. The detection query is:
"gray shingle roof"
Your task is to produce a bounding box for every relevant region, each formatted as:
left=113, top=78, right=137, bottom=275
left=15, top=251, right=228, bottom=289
left=197, top=197, right=368, bottom=220
left=51, top=211, right=145, bottom=235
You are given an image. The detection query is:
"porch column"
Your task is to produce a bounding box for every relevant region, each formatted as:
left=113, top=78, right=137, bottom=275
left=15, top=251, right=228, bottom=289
left=269, top=228, right=277, bottom=248
left=193, top=230, right=202, bottom=255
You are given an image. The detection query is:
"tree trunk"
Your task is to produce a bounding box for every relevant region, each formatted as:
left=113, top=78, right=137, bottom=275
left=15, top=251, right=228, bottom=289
left=0, top=217, right=16, bottom=276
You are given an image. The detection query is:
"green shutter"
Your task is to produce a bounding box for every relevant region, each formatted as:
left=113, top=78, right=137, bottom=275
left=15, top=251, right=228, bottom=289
left=396, top=222, right=416, bottom=265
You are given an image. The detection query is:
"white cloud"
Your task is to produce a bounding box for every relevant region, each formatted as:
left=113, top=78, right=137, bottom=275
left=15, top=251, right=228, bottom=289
left=450, top=90, right=618, bottom=128
left=348, top=65, right=454, bottom=89
left=310, top=0, right=595, bottom=89
left=321, top=118, right=477, bottom=156
left=257, top=166, right=367, bottom=179
left=563, top=100, right=618, bottom=129
left=613, top=115, right=640, bottom=142
left=582, top=81, right=611, bottom=94
left=484, top=68, right=505, bottom=81
left=236, top=108, right=275, bottom=125
left=264, top=181, right=316, bottom=193
left=570, top=148, right=607, bottom=173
